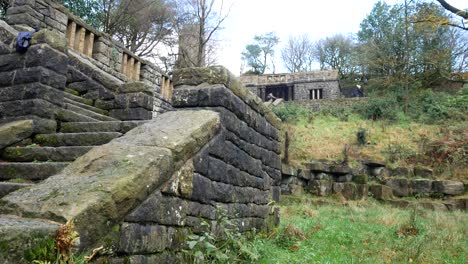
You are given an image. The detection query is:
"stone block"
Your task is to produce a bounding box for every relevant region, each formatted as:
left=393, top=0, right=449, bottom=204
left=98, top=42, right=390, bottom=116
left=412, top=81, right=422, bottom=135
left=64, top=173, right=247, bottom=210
left=115, top=92, right=153, bottom=110
left=281, top=164, right=297, bottom=176
left=0, top=120, right=33, bottom=149
left=119, top=223, right=189, bottom=254
left=329, top=164, right=352, bottom=175
left=0, top=99, right=58, bottom=120
left=304, top=161, right=329, bottom=172
left=0, top=216, right=60, bottom=264
left=298, top=168, right=312, bottom=180
left=271, top=186, right=281, bottom=202
left=369, top=184, right=393, bottom=200
left=386, top=178, right=410, bottom=197
left=308, top=180, right=332, bottom=196
left=110, top=108, right=152, bottom=120
left=411, top=179, right=433, bottom=195
left=413, top=166, right=433, bottom=178
left=335, top=174, right=353, bottom=183
left=433, top=180, right=464, bottom=196
left=118, top=82, right=154, bottom=96
left=0, top=83, right=64, bottom=106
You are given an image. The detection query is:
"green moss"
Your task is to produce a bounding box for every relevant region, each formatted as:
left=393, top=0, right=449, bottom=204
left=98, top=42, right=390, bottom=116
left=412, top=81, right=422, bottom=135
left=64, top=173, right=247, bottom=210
left=65, top=88, right=80, bottom=96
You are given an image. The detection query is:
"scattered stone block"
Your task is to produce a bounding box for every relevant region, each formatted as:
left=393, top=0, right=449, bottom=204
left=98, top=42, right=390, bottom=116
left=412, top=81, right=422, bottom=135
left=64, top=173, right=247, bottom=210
left=433, top=180, right=464, bottom=196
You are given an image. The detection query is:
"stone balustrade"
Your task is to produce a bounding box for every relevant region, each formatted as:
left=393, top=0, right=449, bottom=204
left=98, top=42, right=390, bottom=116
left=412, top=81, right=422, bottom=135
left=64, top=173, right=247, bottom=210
left=6, top=0, right=169, bottom=92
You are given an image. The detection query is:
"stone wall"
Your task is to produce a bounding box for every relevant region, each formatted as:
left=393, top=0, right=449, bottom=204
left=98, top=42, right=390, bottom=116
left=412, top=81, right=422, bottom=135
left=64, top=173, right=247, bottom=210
left=0, top=66, right=282, bottom=263
left=293, top=81, right=341, bottom=101
left=0, top=23, right=66, bottom=132
left=296, top=97, right=369, bottom=112
left=281, top=160, right=467, bottom=211
left=240, top=70, right=341, bottom=101
left=5, top=0, right=173, bottom=104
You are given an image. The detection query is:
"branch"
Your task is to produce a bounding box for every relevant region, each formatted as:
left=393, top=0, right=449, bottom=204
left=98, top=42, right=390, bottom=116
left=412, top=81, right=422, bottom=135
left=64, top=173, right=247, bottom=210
left=435, top=0, right=468, bottom=19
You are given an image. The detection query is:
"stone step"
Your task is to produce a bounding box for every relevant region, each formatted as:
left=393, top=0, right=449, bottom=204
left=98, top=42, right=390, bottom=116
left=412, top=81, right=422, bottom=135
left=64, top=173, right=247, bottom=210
left=64, top=91, right=94, bottom=106
left=1, top=146, right=93, bottom=162
left=33, top=132, right=122, bottom=147
left=0, top=182, right=34, bottom=198
left=64, top=97, right=109, bottom=116
left=57, top=109, right=99, bottom=122
left=0, top=162, right=70, bottom=181
left=64, top=103, right=117, bottom=122
left=60, top=121, right=147, bottom=133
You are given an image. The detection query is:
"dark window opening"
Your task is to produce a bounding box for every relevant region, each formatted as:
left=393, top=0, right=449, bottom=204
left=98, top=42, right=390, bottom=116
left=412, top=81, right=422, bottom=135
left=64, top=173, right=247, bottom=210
left=309, top=89, right=323, bottom=100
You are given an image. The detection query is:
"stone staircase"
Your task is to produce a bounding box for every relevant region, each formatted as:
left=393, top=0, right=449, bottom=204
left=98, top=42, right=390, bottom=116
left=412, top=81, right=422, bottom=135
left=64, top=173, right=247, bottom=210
left=0, top=90, right=147, bottom=198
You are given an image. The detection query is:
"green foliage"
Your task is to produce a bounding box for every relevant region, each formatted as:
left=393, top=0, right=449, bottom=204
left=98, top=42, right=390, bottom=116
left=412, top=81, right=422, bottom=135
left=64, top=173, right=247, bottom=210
left=24, top=238, right=56, bottom=263
left=58, top=0, right=103, bottom=29
left=356, top=128, right=367, bottom=146
left=356, top=96, right=401, bottom=121
left=183, top=209, right=259, bottom=263
left=382, top=143, right=417, bottom=163
left=241, top=32, right=279, bottom=74
left=272, top=103, right=313, bottom=122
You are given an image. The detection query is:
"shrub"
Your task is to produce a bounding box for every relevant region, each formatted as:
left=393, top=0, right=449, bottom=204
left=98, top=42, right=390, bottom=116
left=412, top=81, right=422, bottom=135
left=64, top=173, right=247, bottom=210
left=272, top=103, right=313, bottom=122
left=382, top=143, right=417, bottom=163
left=356, top=96, right=401, bottom=121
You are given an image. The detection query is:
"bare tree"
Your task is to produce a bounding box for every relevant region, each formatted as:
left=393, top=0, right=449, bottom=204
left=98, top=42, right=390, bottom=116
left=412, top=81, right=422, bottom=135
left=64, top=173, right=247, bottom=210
left=434, top=0, right=467, bottom=30
left=281, top=35, right=314, bottom=73
left=177, top=0, right=230, bottom=67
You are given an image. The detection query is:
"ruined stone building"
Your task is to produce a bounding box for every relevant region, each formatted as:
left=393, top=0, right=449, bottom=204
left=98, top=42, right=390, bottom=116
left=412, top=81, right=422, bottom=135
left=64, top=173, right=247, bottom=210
left=240, top=70, right=341, bottom=101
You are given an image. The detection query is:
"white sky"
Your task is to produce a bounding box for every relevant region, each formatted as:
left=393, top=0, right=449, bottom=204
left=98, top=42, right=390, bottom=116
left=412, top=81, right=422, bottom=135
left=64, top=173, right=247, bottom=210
left=214, top=0, right=467, bottom=76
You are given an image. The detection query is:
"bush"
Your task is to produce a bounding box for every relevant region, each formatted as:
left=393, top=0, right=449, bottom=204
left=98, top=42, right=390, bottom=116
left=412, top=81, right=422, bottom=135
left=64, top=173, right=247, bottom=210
left=382, top=143, right=417, bottom=163
left=356, top=96, right=401, bottom=121
left=272, top=103, right=313, bottom=122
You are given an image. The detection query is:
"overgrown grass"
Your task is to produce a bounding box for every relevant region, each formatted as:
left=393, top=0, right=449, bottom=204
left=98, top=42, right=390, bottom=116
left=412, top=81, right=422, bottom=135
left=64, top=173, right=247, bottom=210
left=275, top=91, right=467, bottom=179
left=253, top=196, right=467, bottom=264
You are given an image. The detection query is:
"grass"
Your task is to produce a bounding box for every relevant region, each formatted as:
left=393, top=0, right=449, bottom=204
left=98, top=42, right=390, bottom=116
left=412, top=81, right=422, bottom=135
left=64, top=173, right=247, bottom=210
left=252, top=195, right=467, bottom=264
left=282, top=107, right=467, bottom=180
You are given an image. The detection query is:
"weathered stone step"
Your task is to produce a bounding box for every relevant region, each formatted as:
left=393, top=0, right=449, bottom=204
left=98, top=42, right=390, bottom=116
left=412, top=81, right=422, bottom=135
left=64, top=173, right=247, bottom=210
left=0, top=162, right=70, bottom=181
left=57, top=109, right=99, bottom=122
left=64, top=103, right=117, bottom=122
left=34, top=132, right=122, bottom=147
left=1, top=146, right=93, bottom=162
left=64, top=97, right=109, bottom=116
left=0, top=182, right=33, bottom=198
left=64, top=91, right=94, bottom=106
left=60, top=121, right=147, bottom=133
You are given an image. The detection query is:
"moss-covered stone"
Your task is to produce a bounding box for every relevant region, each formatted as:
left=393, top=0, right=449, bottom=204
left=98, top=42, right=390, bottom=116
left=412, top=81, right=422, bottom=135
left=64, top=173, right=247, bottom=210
left=0, top=216, right=60, bottom=264
left=118, top=82, right=154, bottom=96
left=30, top=30, right=67, bottom=53
left=0, top=110, right=221, bottom=249
left=0, top=120, right=34, bottom=149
